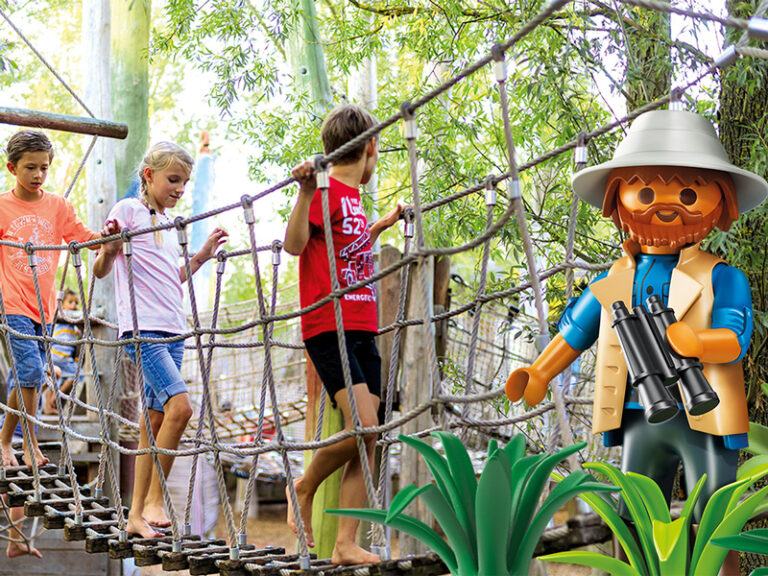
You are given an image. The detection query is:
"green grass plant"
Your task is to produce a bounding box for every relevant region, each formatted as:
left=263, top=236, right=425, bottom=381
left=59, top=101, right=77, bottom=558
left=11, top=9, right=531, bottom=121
left=328, top=431, right=617, bottom=576
left=541, top=461, right=768, bottom=576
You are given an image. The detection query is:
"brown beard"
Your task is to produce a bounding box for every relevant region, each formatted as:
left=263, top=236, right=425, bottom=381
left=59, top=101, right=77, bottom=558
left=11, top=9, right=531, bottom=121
left=616, top=201, right=723, bottom=249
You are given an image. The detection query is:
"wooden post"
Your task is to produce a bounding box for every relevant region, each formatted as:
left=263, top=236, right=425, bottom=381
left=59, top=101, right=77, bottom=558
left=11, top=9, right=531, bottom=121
left=303, top=353, right=343, bottom=558
left=400, top=255, right=435, bottom=556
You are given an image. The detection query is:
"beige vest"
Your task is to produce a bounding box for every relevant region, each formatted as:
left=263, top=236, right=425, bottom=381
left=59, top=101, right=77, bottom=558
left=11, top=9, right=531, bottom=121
left=589, top=241, right=749, bottom=436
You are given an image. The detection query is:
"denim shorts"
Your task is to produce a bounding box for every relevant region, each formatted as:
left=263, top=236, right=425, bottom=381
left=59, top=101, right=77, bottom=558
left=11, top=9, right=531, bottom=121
left=6, top=315, right=52, bottom=391
left=123, top=331, right=187, bottom=413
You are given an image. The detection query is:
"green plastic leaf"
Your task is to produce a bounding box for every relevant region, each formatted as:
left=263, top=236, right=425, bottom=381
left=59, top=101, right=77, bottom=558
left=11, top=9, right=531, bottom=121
left=712, top=529, right=768, bottom=554
left=678, top=474, right=707, bottom=526
left=627, top=472, right=671, bottom=523
left=652, top=517, right=687, bottom=575
left=501, top=432, right=526, bottom=462
left=476, top=449, right=512, bottom=576
left=488, top=438, right=498, bottom=457
left=419, top=484, right=477, bottom=576
left=750, top=569, right=768, bottom=576
left=398, top=434, right=472, bottom=537
left=327, top=508, right=458, bottom=574
left=431, top=431, right=478, bottom=544
left=540, top=550, right=642, bottom=576
left=585, top=462, right=659, bottom=576
left=747, top=422, right=768, bottom=456
left=695, top=484, right=768, bottom=576
left=514, top=471, right=619, bottom=574
left=691, top=477, right=753, bottom=573
left=387, top=484, right=428, bottom=522
left=577, top=489, right=649, bottom=576
left=738, top=455, right=768, bottom=480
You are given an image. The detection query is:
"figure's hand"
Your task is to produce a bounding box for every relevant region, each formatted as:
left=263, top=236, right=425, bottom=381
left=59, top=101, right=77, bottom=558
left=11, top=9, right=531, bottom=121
left=100, top=219, right=122, bottom=256
left=198, top=227, right=229, bottom=262
left=379, top=202, right=406, bottom=231
left=666, top=321, right=702, bottom=358
left=505, top=367, right=548, bottom=406
left=291, top=161, right=317, bottom=198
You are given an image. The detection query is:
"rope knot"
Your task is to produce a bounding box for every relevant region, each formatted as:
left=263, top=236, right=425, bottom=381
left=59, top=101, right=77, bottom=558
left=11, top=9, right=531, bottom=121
left=67, top=240, right=81, bottom=255
left=23, top=241, right=34, bottom=256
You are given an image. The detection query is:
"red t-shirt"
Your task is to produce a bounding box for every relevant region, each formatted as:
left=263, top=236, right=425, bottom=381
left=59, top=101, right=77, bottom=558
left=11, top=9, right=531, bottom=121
left=299, top=177, right=378, bottom=340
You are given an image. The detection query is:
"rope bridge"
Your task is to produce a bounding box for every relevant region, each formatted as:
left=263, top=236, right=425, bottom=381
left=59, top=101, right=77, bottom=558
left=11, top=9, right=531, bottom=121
left=2, top=0, right=768, bottom=573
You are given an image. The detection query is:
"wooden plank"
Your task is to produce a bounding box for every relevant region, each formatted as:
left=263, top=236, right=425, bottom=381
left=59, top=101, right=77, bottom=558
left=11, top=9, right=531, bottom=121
left=0, top=106, right=128, bottom=139
left=192, top=545, right=287, bottom=575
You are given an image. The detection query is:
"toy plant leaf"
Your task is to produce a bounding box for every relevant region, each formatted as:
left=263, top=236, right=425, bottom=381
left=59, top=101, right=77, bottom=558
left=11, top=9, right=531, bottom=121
left=476, top=449, right=512, bottom=576
left=750, top=569, right=768, bottom=576
left=387, top=484, right=429, bottom=522
left=515, top=471, right=619, bottom=574
left=712, top=528, right=768, bottom=554
left=431, top=431, right=478, bottom=545
left=398, top=434, right=472, bottom=537
left=652, top=517, right=688, bottom=575
left=678, top=474, right=707, bottom=526
left=694, top=483, right=768, bottom=576
left=738, top=454, right=768, bottom=481
left=747, top=421, right=768, bottom=456
left=576, top=489, right=649, bottom=576
left=326, top=508, right=458, bottom=575
left=627, top=472, right=671, bottom=523
left=585, top=462, right=659, bottom=576
left=540, top=550, right=642, bottom=576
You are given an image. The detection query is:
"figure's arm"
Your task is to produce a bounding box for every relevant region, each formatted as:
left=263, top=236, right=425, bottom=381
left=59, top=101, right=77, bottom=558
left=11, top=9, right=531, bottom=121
left=505, top=272, right=605, bottom=406
left=92, top=221, right=123, bottom=279
left=179, top=227, right=228, bottom=282
left=666, top=265, right=753, bottom=364
left=283, top=161, right=318, bottom=256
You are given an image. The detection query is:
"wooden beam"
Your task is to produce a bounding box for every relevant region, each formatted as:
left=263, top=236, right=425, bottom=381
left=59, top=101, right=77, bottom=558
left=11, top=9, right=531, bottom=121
left=0, top=106, right=128, bottom=139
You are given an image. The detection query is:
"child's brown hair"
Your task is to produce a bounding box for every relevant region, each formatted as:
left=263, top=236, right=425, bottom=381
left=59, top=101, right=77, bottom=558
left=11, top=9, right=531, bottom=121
left=6, top=130, right=55, bottom=165
left=321, top=104, right=378, bottom=165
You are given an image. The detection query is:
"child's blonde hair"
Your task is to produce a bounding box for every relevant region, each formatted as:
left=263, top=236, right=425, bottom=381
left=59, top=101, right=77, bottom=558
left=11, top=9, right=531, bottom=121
left=138, top=142, right=194, bottom=245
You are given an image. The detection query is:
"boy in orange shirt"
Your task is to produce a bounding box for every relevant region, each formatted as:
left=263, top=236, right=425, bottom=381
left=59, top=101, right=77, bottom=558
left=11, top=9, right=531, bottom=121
left=0, top=130, right=119, bottom=558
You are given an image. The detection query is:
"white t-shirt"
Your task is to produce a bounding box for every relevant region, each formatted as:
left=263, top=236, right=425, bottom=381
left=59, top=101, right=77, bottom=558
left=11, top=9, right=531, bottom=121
left=107, top=198, right=186, bottom=337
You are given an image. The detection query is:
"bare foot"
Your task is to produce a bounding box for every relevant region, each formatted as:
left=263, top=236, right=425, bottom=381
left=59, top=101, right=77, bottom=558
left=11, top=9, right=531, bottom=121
left=331, top=542, right=380, bottom=565
left=23, top=446, right=49, bottom=467
left=43, top=390, right=58, bottom=415
left=0, top=442, right=19, bottom=467
left=126, top=513, right=163, bottom=539
left=142, top=504, right=171, bottom=528
left=286, top=478, right=314, bottom=547
left=6, top=540, right=42, bottom=558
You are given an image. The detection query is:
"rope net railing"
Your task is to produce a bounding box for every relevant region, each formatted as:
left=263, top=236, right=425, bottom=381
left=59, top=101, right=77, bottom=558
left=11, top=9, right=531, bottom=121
left=1, top=0, right=767, bottom=569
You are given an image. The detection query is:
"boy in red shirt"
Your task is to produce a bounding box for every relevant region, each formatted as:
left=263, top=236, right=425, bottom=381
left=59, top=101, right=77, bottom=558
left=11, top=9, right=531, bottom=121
left=0, top=130, right=119, bottom=558
left=284, top=105, right=404, bottom=565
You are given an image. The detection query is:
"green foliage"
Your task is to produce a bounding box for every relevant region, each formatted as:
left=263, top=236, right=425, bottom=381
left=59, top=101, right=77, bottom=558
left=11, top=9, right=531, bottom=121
left=328, top=432, right=617, bottom=576
left=542, top=462, right=768, bottom=576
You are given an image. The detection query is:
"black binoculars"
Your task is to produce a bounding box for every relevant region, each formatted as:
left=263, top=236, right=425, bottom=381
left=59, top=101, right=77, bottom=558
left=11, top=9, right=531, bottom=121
left=610, top=295, right=719, bottom=424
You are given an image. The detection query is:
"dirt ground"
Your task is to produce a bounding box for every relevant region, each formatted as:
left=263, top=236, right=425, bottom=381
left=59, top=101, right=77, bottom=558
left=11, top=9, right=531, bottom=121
left=131, top=503, right=592, bottom=576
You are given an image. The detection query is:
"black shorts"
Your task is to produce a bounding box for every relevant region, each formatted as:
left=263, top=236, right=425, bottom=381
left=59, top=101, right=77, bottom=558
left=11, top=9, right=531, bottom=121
left=304, top=331, right=382, bottom=402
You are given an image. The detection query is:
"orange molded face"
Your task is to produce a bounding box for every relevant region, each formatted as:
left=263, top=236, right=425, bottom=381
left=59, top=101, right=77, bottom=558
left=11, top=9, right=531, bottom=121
left=614, top=175, right=726, bottom=252
left=618, top=177, right=723, bottom=226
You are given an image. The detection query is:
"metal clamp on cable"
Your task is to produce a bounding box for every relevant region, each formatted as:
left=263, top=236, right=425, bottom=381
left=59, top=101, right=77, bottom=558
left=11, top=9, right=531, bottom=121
left=93, top=486, right=103, bottom=499
left=403, top=207, right=415, bottom=238
left=378, top=545, right=391, bottom=561
left=748, top=16, right=768, bottom=42
left=216, top=251, right=227, bottom=275
left=299, top=555, right=312, bottom=570
left=491, top=43, right=507, bottom=83
left=175, top=217, right=188, bottom=245
left=121, top=230, right=133, bottom=256
left=507, top=178, right=521, bottom=200
left=68, top=241, right=82, bottom=267
left=73, top=513, right=83, bottom=526
left=24, top=241, right=35, bottom=268
left=271, top=240, right=282, bottom=266
left=314, top=155, right=331, bottom=189
left=715, top=45, right=739, bottom=69
left=575, top=132, right=588, bottom=166
left=238, top=533, right=247, bottom=547
left=401, top=101, right=417, bottom=140
left=119, top=529, right=128, bottom=543
left=484, top=175, right=497, bottom=206
left=230, top=545, right=240, bottom=560
left=172, top=540, right=182, bottom=553
left=184, top=523, right=191, bottom=537
left=241, top=194, right=256, bottom=225
left=669, top=89, right=684, bottom=111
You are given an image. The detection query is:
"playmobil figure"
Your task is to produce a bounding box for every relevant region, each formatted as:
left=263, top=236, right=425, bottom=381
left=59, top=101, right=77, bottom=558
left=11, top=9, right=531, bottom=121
left=505, top=110, right=768, bottom=574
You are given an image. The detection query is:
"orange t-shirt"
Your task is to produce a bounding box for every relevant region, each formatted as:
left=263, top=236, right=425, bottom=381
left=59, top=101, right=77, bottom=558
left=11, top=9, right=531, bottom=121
left=0, top=189, right=99, bottom=322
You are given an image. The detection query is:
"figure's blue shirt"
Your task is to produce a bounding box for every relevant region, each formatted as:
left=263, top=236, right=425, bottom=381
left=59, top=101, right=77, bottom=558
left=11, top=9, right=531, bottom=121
left=558, top=252, right=753, bottom=449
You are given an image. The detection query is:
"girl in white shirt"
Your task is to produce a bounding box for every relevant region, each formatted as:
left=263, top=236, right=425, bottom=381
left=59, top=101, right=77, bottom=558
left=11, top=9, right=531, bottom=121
left=94, top=142, right=227, bottom=538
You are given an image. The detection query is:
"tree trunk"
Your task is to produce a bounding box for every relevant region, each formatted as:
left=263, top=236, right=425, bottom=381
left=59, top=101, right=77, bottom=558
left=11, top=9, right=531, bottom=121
left=720, top=2, right=768, bottom=574
left=110, top=0, right=150, bottom=197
